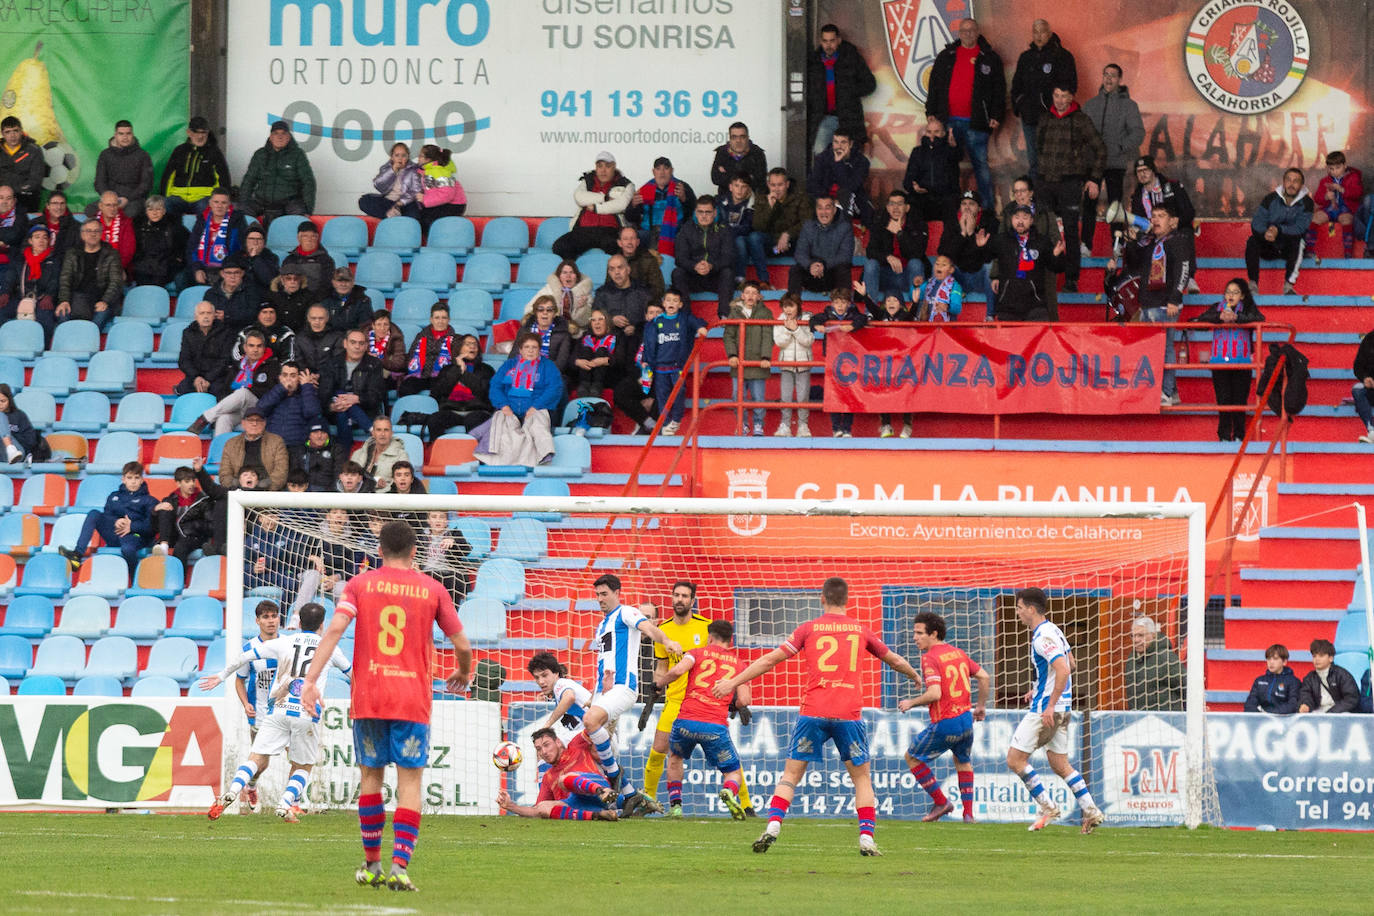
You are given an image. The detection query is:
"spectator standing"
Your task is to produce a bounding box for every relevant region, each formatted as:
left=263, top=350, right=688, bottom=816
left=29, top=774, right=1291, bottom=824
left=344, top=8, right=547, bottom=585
left=642, top=289, right=708, bottom=435
left=1308, top=151, right=1363, bottom=259
left=1035, top=86, right=1105, bottom=292
left=552, top=152, right=635, bottom=260
left=1298, top=639, right=1360, bottom=713
left=710, top=122, right=768, bottom=197
left=174, top=300, right=234, bottom=396
left=670, top=195, right=735, bottom=319
left=754, top=168, right=812, bottom=262
left=772, top=294, right=814, bottom=438
left=1130, top=156, right=1196, bottom=230
left=805, top=23, right=876, bottom=155
left=927, top=18, right=1006, bottom=208
left=1080, top=64, right=1145, bottom=255
left=788, top=197, right=852, bottom=297
left=862, top=190, right=927, bottom=302
left=184, top=188, right=247, bottom=287
left=1245, top=168, right=1313, bottom=295
left=1243, top=644, right=1302, bottom=714
left=1123, top=616, right=1184, bottom=711
left=57, top=219, right=124, bottom=334
left=359, top=142, right=422, bottom=220
left=611, top=300, right=664, bottom=434
left=239, top=120, right=316, bottom=224
left=319, top=327, right=387, bottom=444
left=1191, top=278, right=1263, bottom=441
left=902, top=115, right=962, bottom=226
left=978, top=204, right=1065, bottom=321
left=0, top=116, right=45, bottom=211
left=160, top=116, right=231, bottom=218
left=808, top=288, right=868, bottom=437
left=1010, top=20, right=1076, bottom=179
left=1116, top=201, right=1193, bottom=406
left=722, top=281, right=774, bottom=436
left=1352, top=325, right=1374, bottom=443
left=915, top=254, right=964, bottom=322
left=87, top=119, right=154, bottom=220
left=129, top=196, right=187, bottom=289
left=807, top=130, right=871, bottom=226
left=636, top=157, right=695, bottom=257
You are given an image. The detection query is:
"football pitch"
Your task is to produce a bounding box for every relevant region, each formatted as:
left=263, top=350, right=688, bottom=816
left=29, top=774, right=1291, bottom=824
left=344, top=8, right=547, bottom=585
left=5, top=812, right=1373, bottom=914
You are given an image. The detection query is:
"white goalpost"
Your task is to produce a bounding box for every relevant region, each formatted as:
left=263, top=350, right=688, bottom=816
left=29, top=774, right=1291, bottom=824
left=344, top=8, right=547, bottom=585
left=220, top=491, right=1214, bottom=828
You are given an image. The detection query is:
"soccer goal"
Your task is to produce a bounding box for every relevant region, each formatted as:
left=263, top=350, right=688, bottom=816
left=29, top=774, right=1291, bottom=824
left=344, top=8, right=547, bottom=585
left=221, top=491, right=1216, bottom=827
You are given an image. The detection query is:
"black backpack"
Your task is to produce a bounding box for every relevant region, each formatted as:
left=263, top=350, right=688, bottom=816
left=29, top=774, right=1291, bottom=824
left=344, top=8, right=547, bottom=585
left=1257, top=343, right=1309, bottom=417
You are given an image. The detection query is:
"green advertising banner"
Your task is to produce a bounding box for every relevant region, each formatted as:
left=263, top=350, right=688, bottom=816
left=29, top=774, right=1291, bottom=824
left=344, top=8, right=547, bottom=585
left=0, top=1, right=190, bottom=209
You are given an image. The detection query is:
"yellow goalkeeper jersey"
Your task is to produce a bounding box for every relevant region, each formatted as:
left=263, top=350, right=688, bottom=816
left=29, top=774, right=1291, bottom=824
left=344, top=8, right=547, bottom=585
left=655, top=613, right=712, bottom=703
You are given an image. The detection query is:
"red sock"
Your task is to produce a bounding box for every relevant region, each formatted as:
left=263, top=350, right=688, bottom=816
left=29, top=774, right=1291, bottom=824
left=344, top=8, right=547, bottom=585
left=550, top=803, right=595, bottom=820
left=958, top=770, right=976, bottom=817
left=766, top=794, right=791, bottom=824
left=857, top=805, right=876, bottom=838
left=391, top=807, right=420, bottom=869
left=909, top=761, right=948, bottom=806
left=358, top=792, right=385, bottom=864
left=723, top=779, right=739, bottom=797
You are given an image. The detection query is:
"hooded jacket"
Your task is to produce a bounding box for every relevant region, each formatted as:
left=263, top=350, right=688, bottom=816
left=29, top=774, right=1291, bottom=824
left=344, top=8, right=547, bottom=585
left=927, top=35, right=1007, bottom=133
left=1081, top=84, right=1145, bottom=172
left=1251, top=186, right=1315, bottom=238
left=161, top=135, right=232, bottom=204
left=1010, top=33, right=1077, bottom=126
left=94, top=136, right=154, bottom=204
left=1243, top=665, right=1301, bottom=714
left=240, top=136, right=316, bottom=211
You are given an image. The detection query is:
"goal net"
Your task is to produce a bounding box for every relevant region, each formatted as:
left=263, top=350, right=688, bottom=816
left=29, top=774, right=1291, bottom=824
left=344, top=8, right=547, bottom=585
left=221, top=492, right=1217, bottom=828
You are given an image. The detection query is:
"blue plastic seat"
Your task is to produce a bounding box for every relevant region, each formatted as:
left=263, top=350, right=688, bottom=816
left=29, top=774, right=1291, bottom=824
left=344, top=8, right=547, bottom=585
left=128, top=555, right=185, bottom=600
left=108, top=391, right=166, bottom=433
left=0, top=633, right=34, bottom=677
left=73, top=674, right=124, bottom=697
left=493, top=517, right=548, bottom=561
left=396, top=432, right=424, bottom=468
left=324, top=674, right=352, bottom=699
left=425, top=216, right=475, bottom=258
left=0, top=319, right=44, bottom=358
left=1334, top=611, right=1369, bottom=655
left=163, top=392, right=217, bottom=432
left=183, top=555, right=225, bottom=599
left=458, top=596, right=506, bottom=642
left=81, top=635, right=138, bottom=682
left=516, top=251, right=563, bottom=287
left=27, top=634, right=86, bottom=679
left=479, top=216, right=530, bottom=256
left=205, top=431, right=234, bottom=472
left=0, top=595, right=54, bottom=638
left=452, top=517, right=491, bottom=559
left=104, top=320, right=155, bottom=359
left=533, top=217, right=568, bottom=251
left=497, top=286, right=541, bottom=323
left=517, top=479, right=569, bottom=521
left=149, top=319, right=188, bottom=366
left=108, top=595, right=167, bottom=640
left=200, top=636, right=227, bottom=676
left=472, top=558, right=524, bottom=604
left=15, top=551, right=72, bottom=598
left=0, top=512, right=41, bottom=554
left=28, top=355, right=80, bottom=396
left=14, top=389, right=57, bottom=429
left=575, top=249, right=609, bottom=284
left=427, top=477, right=457, bottom=495
left=403, top=250, right=458, bottom=293
left=165, top=596, right=224, bottom=641
left=18, top=674, right=68, bottom=695
left=354, top=250, right=404, bottom=295
left=131, top=675, right=183, bottom=697
left=49, top=320, right=101, bottom=359
left=69, top=555, right=129, bottom=599
left=266, top=216, right=302, bottom=254
left=85, top=434, right=140, bottom=476
left=448, top=287, right=494, bottom=329
left=185, top=678, right=219, bottom=699
left=55, top=390, right=111, bottom=434
left=532, top=434, right=591, bottom=477
left=53, top=595, right=111, bottom=639
left=70, top=475, right=121, bottom=511
left=372, top=215, right=422, bottom=260
left=0, top=480, right=14, bottom=516
left=174, top=286, right=210, bottom=320
left=322, top=215, right=369, bottom=258
left=391, top=394, right=438, bottom=435
left=456, top=251, right=510, bottom=293
left=1335, top=651, right=1370, bottom=683
left=118, top=286, right=170, bottom=327
left=44, top=513, right=89, bottom=555
left=0, top=355, right=23, bottom=390
left=141, top=636, right=200, bottom=684
left=77, top=350, right=137, bottom=393
left=391, top=287, right=440, bottom=325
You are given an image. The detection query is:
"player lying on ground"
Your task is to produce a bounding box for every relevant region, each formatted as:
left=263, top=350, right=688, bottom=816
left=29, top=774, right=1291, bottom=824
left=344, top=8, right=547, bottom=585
left=653, top=619, right=751, bottom=819
left=496, top=728, right=623, bottom=821
left=715, top=576, right=921, bottom=856
left=201, top=602, right=350, bottom=822
left=898, top=611, right=991, bottom=823
left=1006, top=587, right=1105, bottom=835
left=527, top=652, right=591, bottom=731
left=300, top=520, right=473, bottom=892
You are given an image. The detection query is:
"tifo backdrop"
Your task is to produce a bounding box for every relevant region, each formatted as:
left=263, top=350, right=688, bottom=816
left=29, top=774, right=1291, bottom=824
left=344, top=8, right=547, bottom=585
left=821, top=0, right=1374, bottom=218
left=225, top=0, right=786, bottom=215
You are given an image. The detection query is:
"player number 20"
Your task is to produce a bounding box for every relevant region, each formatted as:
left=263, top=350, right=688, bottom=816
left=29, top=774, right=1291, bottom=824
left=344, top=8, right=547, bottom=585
left=943, top=661, right=971, bottom=699
left=378, top=605, right=406, bottom=656
left=815, top=634, right=861, bottom=672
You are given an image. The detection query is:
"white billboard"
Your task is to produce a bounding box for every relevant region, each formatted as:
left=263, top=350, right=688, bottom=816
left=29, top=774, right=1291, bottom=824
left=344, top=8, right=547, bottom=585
left=226, top=0, right=785, bottom=216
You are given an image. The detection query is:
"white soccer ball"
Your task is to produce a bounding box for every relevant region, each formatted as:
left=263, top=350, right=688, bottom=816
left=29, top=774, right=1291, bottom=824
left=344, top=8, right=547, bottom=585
left=492, top=740, right=522, bottom=771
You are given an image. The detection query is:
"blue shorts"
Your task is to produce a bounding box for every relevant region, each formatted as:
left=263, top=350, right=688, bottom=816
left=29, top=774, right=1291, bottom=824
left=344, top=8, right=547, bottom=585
left=907, top=711, right=975, bottom=764
left=668, top=719, right=741, bottom=773
left=560, top=771, right=612, bottom=811
left=353, top=718, right=430, bottom=770
left=787, top=715, right=869, bottom=765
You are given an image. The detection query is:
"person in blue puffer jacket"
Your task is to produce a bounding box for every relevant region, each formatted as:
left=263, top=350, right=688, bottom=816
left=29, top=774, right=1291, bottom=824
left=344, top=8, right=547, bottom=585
left=642, top=288, right=708, bottom=435
left=59, top=460, right=158, bottom=576
left=1242, top=643, right=1302, bottom=715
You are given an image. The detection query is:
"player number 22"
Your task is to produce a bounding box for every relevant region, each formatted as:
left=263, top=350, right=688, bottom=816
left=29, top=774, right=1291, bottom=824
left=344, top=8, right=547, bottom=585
left=692, top=658, right=736, bottom=691
left=378, top=605, right=406, bottom=656
left=815, top=634, right=861, bottom=672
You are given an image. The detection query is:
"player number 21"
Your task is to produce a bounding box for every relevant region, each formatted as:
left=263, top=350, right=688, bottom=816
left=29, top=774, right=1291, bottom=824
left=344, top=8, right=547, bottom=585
left=815, top=634, right=860, bottom=672
left=378, top=605, right=405, bottom=656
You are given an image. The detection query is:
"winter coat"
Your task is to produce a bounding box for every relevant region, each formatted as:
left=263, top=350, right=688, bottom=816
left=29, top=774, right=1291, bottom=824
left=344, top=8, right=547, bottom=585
left=643, top=311, right=707, bottom=370
left=218, top=431, right=289, bottom=489
left=772, top=313, right=815, bottom=364
left=185, top=208, right=249, bottom=272
left=244, top=248, right=280, bottom=300
left=93, top=137, right=154, bottom=204
left=300, top=437, right=344, bottom=492
left=716, top=194, right=756, bottom=240
left=624, top=247, right=665, bottom=297
left=1010, top=34, right=1077, bottom=126
left=808, top=303, right=869, bottom=354
left=268, top=285, right=317, bottom=333
left=1081, top=85, right=1145, bottom=172
left=58, top=243, right=124, bottom=306
left=371, top=161, right=423, bottom=209
left=1353, top=329, right=1374, bottom=382
left=1121, top=230, right=1194, bottom=310
left=1124, top=633, right=1185, bottom=712
left=570, top=170, right=635, bottom=230
left=160, top=137, right=231, bottom=204
left=39, top=213, right=81, bottom=262
left=281, top=246, right=336, bottom=302
left=255, top=382, right=322, bottom=447
left=807, top=151, right=871, bottom=223
left=927, top=36, right=1006, bottom=133
left=0, top=406, right=39, bottom=456
left=1190, top=297, right=1265, bottom=365
left=430, top=359, right=495, bottom=412
left=903, top=134, right=962, bottom=199
left=592, top=281, right=651, bottom=331
left=866, top=216, right=928, bottom=266
left=240, top=136, right=316, bottom=211
left=1251, top=187, right=1315, bottom=238
left=805, top=39, right=877, bottom=144
left=177, top=320, right=236, bottom=393
left=293, top=326, right=343, bottom=372
left=794, top=215, right=854, bottom=271
left=0, top=135, right=44, bottom=200
left=1035, top=104, right=1106, bottom=183
left=753, top=180, right=814, bottom=248
left=3, top=246, right=60, bottom=303
left=130, top=213, right=188, bottom=287
left=981, top=228, right=1065, bottom=320
left=353, top=436, right=410, bottom=490
left=319, top=350, right=387, bottom=417
left=405, top=326, right=460, bottom=380
left=320, top=285, right=375, bottom=333
left=522, top=316, right=575, bottom=376
left=1298, top=664, right=1361, bottom=713
left=219, top=354, right=280, bottom=400
left=710, top=142, right=768, bottom=196
left=1315, top=168, right=1364, bottom=215
left=365, top=322, right=409, bottom=375
left=206, top=281, right=263, bottom=333
left=102, top=482, right=158, bottom=537
left=1244, top=665, right=1302, bottom=714
left=573, top=328, right=632, bottom=381
left=723, top=301, right=775, bottom=380
left=674, top=219, right=735, bottom=274
left=0, top=208, right=30, bottom=265
left=938, top=209, right=998, bottom=274
left=527, top=272, right=594, bottom=332
left=1131, top=178, right=1196, bottom=231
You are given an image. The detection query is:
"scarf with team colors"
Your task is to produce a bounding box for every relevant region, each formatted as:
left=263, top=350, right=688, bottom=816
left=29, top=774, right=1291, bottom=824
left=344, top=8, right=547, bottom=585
left=507, top=357, right=539, bottom=391
left=407, top=329, right=452, bottom=377
left=232, top=354, right=268, bottom=389
left=196, top=207, right=234, bottom=266
left=100, top=212, right=124, bottom=250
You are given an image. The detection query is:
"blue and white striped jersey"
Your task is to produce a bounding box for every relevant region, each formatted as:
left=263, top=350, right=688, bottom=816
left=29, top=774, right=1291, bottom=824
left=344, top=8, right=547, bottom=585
left=1029, top=620, right=1073, bottom=713
left=553, top=676, right=591, bottom=728
left=237, top=635, right=275, bottom=727
left=593, top=604, right=648, bottom=692
left=221, top=632, right=351, bottom=724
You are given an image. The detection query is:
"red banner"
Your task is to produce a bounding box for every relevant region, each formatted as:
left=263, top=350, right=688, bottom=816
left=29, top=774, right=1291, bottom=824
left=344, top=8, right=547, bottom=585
left=822, top=324, right=1164, bottom=414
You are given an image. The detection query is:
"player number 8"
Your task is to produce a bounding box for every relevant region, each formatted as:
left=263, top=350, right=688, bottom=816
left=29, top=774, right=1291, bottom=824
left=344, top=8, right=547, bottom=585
left=379, top=605, right=406, bottom=656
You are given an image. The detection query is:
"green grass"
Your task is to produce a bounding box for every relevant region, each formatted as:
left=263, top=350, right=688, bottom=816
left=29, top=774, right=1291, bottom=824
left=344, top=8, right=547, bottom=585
left=3, top=812, right=1372, bottom=914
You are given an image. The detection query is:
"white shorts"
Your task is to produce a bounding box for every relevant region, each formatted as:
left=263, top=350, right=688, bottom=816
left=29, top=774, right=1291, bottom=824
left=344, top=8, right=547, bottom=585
left=249, top=716, right=321, bottom=765
left=590, top=684, right=637, bottom=722
left=1010, top=711, right=1071, bottom=756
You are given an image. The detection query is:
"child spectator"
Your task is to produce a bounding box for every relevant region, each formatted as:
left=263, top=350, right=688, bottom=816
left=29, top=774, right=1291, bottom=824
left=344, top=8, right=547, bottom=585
left=1191, top=277, right=1263, bottom=441
left=1243, top=643, right=1301, bottom=714
left=916, top=254, right=964, bottom=321
left=416, top=144, right=466, bottom=232
left=853, top=281, right=914, bottom=439
left=772, top=294, right=814, bottom=438
left=1309, top=151, right=1362, bottom=259
left=718, top=172, right=767, bottom=286
left=59, top=460, right=157, bottom=576
left=809, top=287, right=868, bottom=437
left=611, top=299, right=664, bottom=434
left=0, top=381, right=41, bottom=463
left=722, top=280, right=774, bottom=436
left=418, top=510, right=471, bottom=605
left=642, top=288, right=708, bottom=436
left=1298, top=639, right=1360, bottom=713
left=149, top=462, right=215, bottom=561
